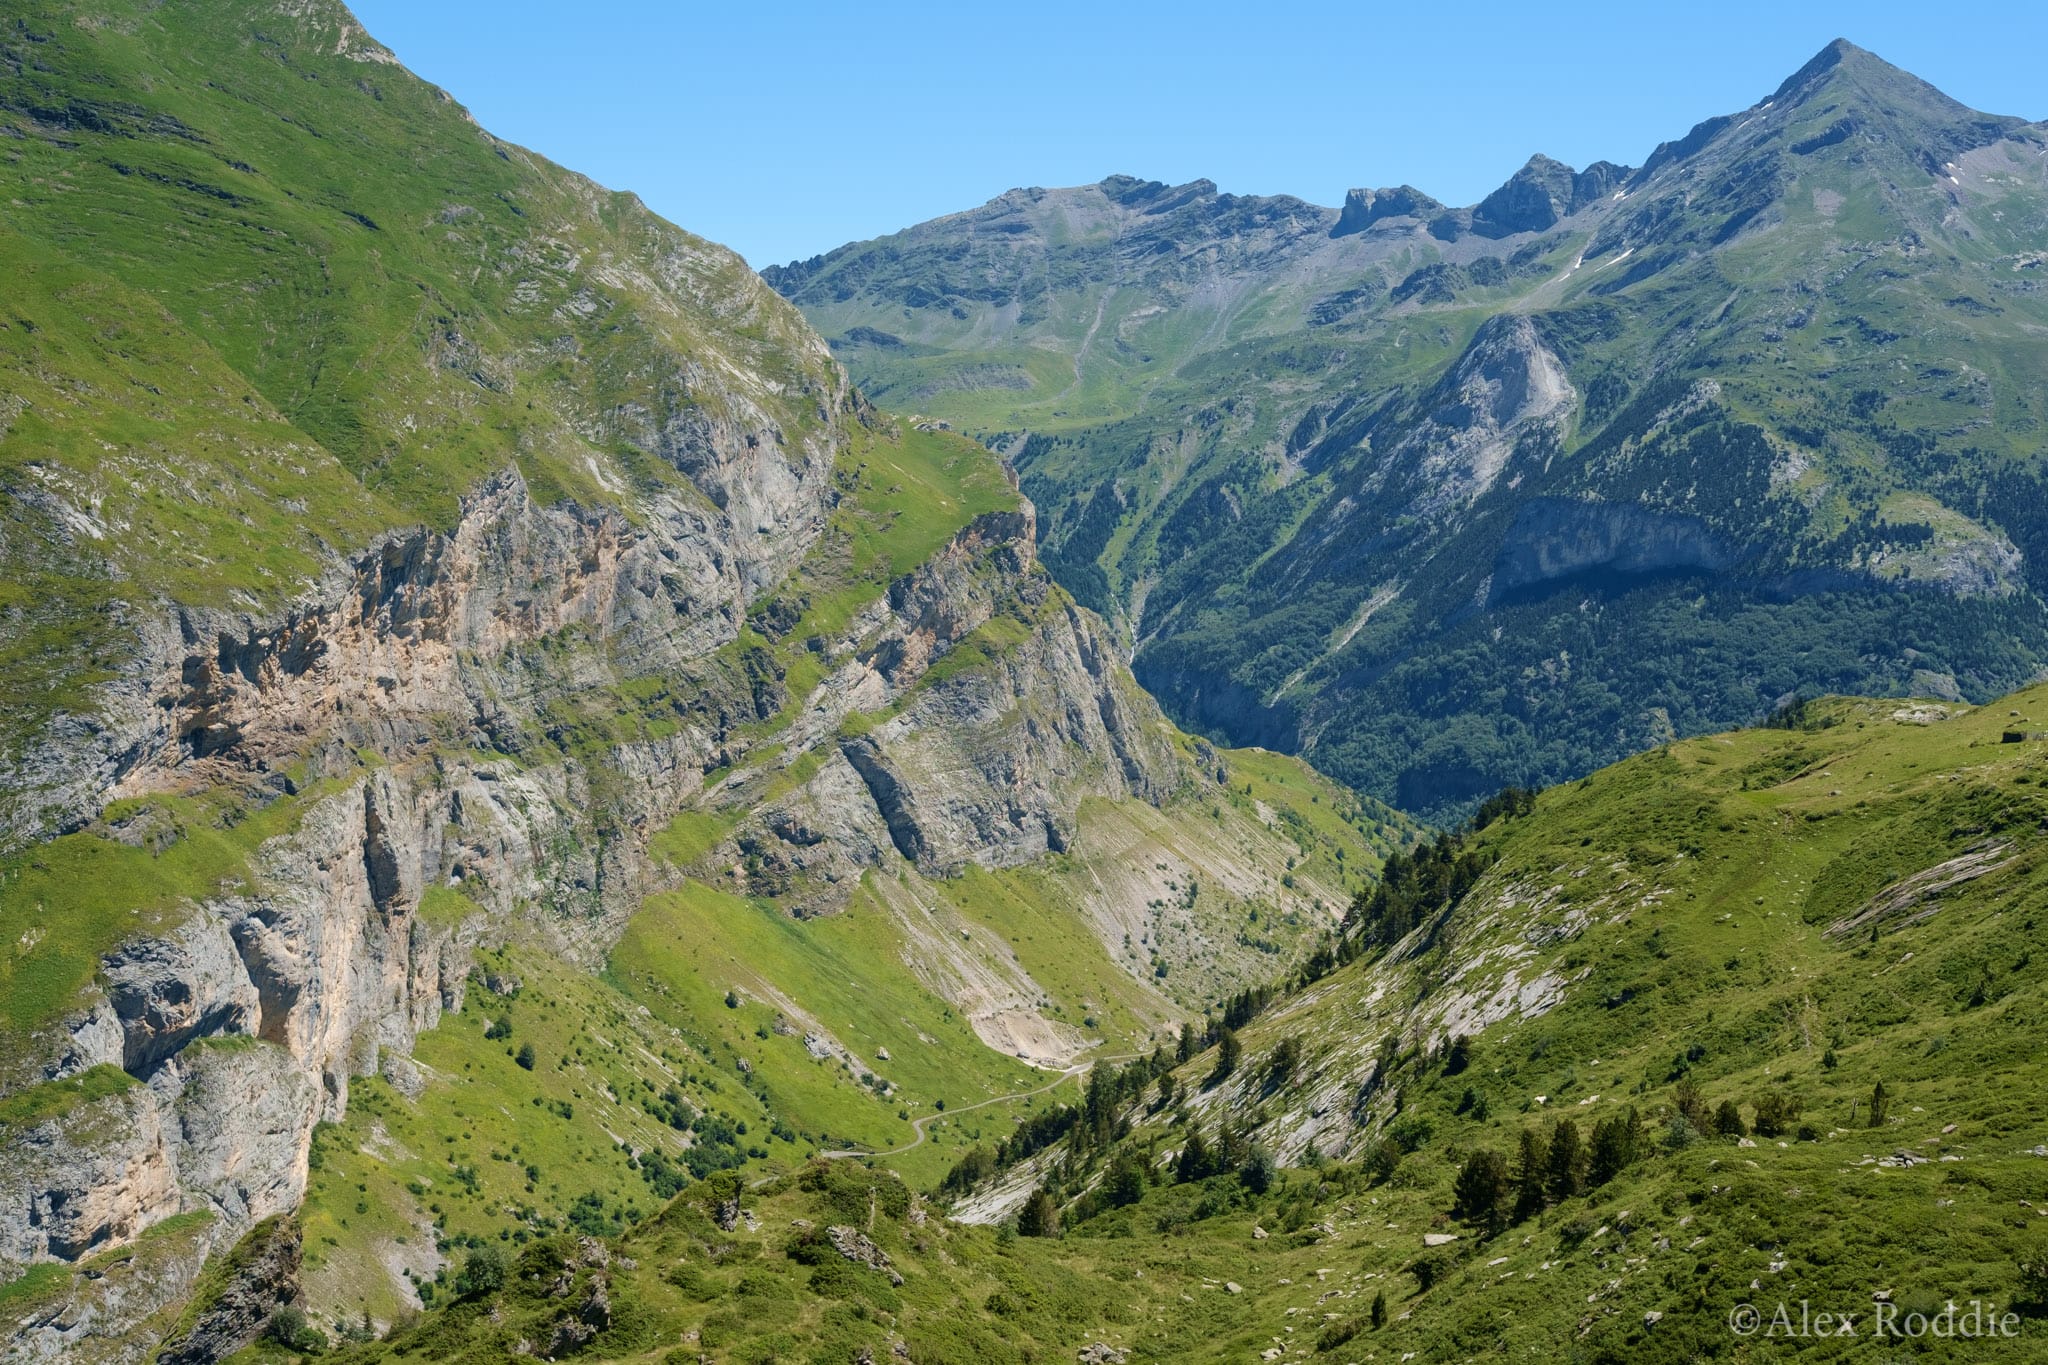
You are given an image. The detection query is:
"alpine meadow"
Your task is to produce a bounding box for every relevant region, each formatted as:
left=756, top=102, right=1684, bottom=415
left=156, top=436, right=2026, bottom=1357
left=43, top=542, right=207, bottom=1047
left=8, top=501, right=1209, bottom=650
left=2, top=4, right=2047, bottom=1364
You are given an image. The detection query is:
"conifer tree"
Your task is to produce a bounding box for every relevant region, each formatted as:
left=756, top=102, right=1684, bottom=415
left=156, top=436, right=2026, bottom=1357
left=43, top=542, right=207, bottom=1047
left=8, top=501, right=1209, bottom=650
left=1513, top=1127, right=1549, bottom=1221
left=1546, top=1118, right=1586, bottom=1202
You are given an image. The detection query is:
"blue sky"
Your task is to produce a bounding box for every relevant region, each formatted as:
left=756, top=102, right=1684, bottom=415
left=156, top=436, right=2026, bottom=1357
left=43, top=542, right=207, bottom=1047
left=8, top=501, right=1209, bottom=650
left=348, top=1, right=2047, bottom=269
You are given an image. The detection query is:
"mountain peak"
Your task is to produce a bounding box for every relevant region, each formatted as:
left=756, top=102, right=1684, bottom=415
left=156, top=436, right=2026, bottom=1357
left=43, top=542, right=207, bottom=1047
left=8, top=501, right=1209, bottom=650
left=1765, top=36, right=1993, bottom=123
left=1769, top=37, right=1875, bottom=104
left=1627, top=37, right=2024, bottom=192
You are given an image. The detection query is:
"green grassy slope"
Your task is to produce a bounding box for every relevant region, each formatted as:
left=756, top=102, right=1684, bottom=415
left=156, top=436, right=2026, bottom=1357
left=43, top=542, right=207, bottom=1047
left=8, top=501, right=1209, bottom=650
left=282, top=750, right=1393, bottom=1326
left=311, top=683, right=2048, bottom=1361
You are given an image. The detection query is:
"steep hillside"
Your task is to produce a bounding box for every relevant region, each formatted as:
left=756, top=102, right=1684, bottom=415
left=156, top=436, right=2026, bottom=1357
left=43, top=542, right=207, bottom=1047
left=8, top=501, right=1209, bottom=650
left=0, top=4, right=1405, bottom=1359
left=329, top=684, right=2048, bottom=1362
left=769, top=41, right=2048, bottom=822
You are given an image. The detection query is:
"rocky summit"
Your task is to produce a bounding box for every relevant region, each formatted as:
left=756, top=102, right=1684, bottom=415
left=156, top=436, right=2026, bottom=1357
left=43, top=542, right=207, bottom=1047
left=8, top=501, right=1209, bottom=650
left=3, top=8, right=2048, bottom=1365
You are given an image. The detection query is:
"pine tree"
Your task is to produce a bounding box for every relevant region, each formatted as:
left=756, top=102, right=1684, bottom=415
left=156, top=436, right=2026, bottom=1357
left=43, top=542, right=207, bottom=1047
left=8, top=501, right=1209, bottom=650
left=1176, top=1130, right=1214, bottom=1183
left=1868, top=1079, right=1890, bottom=1128
left=1753, top=1091, right=1802, bottom=1137
left=1080, top=1065, right=1116, bottom=1150
left=1714, top=1099, right=1748, bottom=1137
left=1588, top=1108, right=1641, bottom=1186
left=1672, top=1075, right=1712, bottom=1134
left=1513, top=1127, right=1549, bottom=1220
left=1267, top=1035, right=1303, bottom=1090
left=1105, top=1151, right=1147, bottom=1207
left=1545, top=1118, right=1586, bottom=1202
left=1364, top=1137, right=1402, bottom=1186
left=1370, top=1290, right=1387, bottom=1329
left=1442, top=1034, right=1472, bottom=1076
left=1217, top=1124, right=1247, bottom=1174
left=1017, top=1188, right=1059, bottom=1238
left=1208, top=1027, right=1241, bottom=1087
left=1453, top=1148, right=1511, bottom=1233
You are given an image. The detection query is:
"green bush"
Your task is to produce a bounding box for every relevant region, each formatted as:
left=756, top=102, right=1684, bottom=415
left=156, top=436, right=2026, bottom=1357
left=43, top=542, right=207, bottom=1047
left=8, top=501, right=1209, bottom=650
left=453, top=1243, right=508, bottom=1298
left=1452, top=1148, right=1510, bottom=1233
left=266, top=1305, right=328, bottom=1353
left=1316, top=1315, right=1363, bottom=1351
left=1017, top=1188, right=1059, bottom=1238
left=1752, top=1091, right=1803, bottom=1138
left=2019, top=1245, right=2048, bottom=1316
left=1239, top=1146, right=1278, bottom=1196
left=1713, top=1100, right=1747, bottom=1137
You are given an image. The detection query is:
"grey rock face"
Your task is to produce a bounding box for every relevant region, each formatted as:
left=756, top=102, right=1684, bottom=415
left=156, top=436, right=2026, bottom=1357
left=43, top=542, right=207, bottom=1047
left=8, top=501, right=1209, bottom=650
left=0, top=1082, right=179, bottom=1263
left=157, top=1216, right=302, bottom=1365
left=0, top=1041, right=318, bottom=1271
left=8, top=370, right=842, bottom=858
left=844, top=595, right=1178, bottom=877
left=1570, top=160, right=1634, bottom=211
left=1489, top=498, right=1740, bottom=602
left=0, top=348, right=843, bottom=1323
left=103, top=913, right=261, bottom=1076
left=1332, top=185, right=1445, bottom=236
left=1470, top=154, right=1579, bottom=237
left=4, top=1211, right=222, bottom=1365
left=712, top=509, right=1188, bottom=907
left=1367, top=314, right=1576, bottom=520
left=166, top=1044, right=322, bottom=1233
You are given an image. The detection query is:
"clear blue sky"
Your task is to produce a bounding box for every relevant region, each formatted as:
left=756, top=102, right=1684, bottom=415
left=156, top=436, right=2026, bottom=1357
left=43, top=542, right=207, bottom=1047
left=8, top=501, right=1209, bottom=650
left=348, top=1, right=2046, bottom=269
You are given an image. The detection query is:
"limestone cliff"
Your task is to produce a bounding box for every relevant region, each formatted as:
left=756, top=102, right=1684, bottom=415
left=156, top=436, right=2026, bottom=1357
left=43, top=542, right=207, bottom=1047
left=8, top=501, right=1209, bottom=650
left=0, top=438, right=1251, bottom=1362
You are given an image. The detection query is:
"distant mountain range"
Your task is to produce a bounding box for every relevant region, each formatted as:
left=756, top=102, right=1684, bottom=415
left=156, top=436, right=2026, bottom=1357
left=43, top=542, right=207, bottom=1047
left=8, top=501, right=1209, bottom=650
left=766, top=40, right=2048, bottom=820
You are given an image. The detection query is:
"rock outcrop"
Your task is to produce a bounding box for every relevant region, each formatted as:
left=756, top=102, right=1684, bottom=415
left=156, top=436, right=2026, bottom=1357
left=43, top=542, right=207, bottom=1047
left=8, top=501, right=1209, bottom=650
left=157, top=1217, right=304, bottom=1365
left=656, top=502, right=1190, bottom=911
left=1331, top=185, right=1444, bottom=235
left=1354, top=314, right=1576, bottom=522
left=1489, top=497, right=1741, bottom=602
left=1470, top=154, right=1579, bottom=238
left=826, top=1225, right=903, bottom=1286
